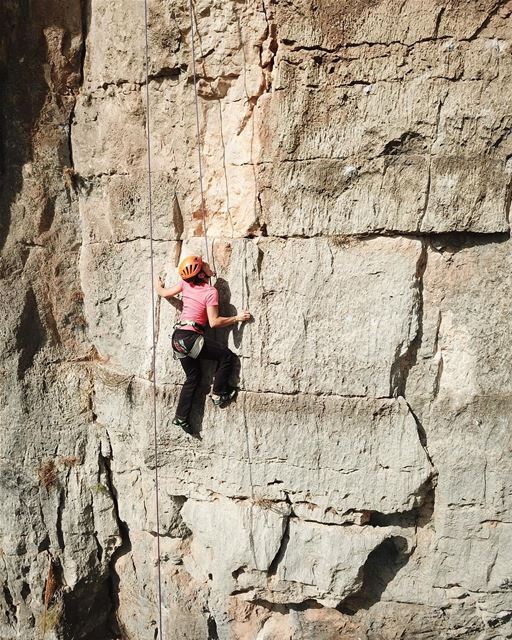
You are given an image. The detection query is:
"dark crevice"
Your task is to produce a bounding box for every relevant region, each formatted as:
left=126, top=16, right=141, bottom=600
left=252, top=598, right=324, bottom=615
left=284, top=229, right=511, bottom=244
left=284, top=35, right=455, bottom=54
left=232, top=566, right=247, bottom=580
left=404, top=400, right=436, bottom=469
left=65, top=0, right=90, bottom=178
left=38, top=195, right=57, bottom=235
left=20, top=581, right=31, bottom=601
left=256, top=246, right=264, bottom=276
left=245, top=387, right=382, bottom=399
left=492, top=127, right=512, bottom=150
left=150, top=495, right=190, bottom=538
left=0, top=1, right=44, bottom=251
left=16, top=287, right=45, bottom=377
left=488, top=611, right=512, bottom=628
left=67, top=107, right=76, bottom=171
left=260, top=0, right=278, bottom=80
left=288, top=599, right=324, bottom=613
left=3, top=582, right=18, bottom=626
left=367, top=480, right=435, bottom=528
left=380, top=131, right=427, bottom=156
left=433, top=7, right=445, bottom=39
left=284, top=9, right=511, bottom=55
left=431, top=348, right=444, bottom=401
left=61, top=576, right=112, bottom=640
left=78, top=227, right=512, bottom=247
left=95, top=228, right=512, bottom=248
left=202, top=595, right=220, bottom=640
left=1, top=0, right=88, bottom=251
left=421, top=160, right=432, bottom=230
left=100, top=449, right=132, bottom=639
left=92, top=532, right=103, bottom=562
left=418, top=97, right=445, bottom=231
left=282, top=39, right=339, bottom=53
left=56, top=488, right=66, bottom=551
left=207, top=614, right=219, bottom=640
left=58, top=452, right=116, bottom=639
left=173, top=193, right=184, bottom=238
left=466, top=0, right=510, bottom=40
left=427, top=230, right=510, bottom=250
left=267, top=515, right=291, bottom=576
left=93, top=69, right=188, bottom=91
left=79, top=0, right=91, bottom=85
left=151, top=65, right=185, bottom=81
left=504, top=157, right=512, bottom=227
left=389, top=242, right=427, bottom=397
left=337, top=536, right=412, bottom=615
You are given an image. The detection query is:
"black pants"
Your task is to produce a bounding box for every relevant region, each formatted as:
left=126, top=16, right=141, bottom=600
left=173, top=329, right=235, bottom=420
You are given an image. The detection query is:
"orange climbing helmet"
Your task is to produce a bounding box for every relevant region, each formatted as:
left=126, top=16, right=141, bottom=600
left=178, top=255, right=203, bottom=280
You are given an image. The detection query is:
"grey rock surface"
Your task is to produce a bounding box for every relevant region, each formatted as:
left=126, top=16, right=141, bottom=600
left=1, top=0, right=512, bottom=638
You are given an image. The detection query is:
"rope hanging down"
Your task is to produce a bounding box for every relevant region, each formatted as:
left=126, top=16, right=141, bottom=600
left=142, top=2, right=249, bottom=635
left=187, top=0, right=210, bottom=263
left=142, top=0, right=164, bottom=637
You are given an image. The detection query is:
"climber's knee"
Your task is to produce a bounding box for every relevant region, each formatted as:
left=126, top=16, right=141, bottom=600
left=186, top=369, right=201, bottom=384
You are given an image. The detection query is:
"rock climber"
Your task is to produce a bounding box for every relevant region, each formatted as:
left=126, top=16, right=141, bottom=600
left=155, top=255, right=251, bottom=435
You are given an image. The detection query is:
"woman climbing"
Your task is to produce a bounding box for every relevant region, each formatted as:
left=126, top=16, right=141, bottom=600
left=155, top=255, right=251, bottom=434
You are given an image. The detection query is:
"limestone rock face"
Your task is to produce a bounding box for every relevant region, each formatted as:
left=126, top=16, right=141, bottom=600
left=1, top=0, right=512, bottom=639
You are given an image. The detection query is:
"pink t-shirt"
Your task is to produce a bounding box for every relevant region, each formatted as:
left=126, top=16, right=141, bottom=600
left=178, top=280, right=218, bottom=331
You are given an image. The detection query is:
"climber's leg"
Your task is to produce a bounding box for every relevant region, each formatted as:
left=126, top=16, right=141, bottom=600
left=175, top=356, right=201, bottom=422
left=197, top=336, right=236, bottom=398
left=172, top=329, right=203, bottom=423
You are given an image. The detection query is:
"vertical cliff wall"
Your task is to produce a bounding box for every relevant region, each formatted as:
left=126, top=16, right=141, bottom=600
left=1, top=1, right=512, bottom=638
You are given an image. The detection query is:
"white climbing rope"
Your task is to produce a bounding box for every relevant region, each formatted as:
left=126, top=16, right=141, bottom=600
left=142, top=0, right=164, bottom=637
left=231, top=0, right=259, bottom=565
left=187, top=0, right=210, bottom=263
left=187, top=1, right=257, bottom=553
left=141, top=1, right=259, bottom=636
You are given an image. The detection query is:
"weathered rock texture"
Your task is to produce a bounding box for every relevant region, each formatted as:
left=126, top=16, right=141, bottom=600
left=1, top=0, right=512, bottom=638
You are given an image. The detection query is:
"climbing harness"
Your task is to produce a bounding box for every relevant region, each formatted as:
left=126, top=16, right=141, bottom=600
left=172, top=331, right=205, bottom=359
left=142, top=0, right=164, bottom=637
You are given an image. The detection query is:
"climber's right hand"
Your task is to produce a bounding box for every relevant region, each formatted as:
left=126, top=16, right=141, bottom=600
left=237, top=310, right=251, bottom=323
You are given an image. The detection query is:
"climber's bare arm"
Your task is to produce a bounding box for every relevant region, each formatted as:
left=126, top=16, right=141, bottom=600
left=154, top=276, right=182, bottom=299
left=207, top=305, right=251, bottom=329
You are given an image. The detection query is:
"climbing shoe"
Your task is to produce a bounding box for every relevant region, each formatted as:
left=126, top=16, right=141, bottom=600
left=172, top=417, right=193, bottom=435
left=210, top=388, right=237, bottom=407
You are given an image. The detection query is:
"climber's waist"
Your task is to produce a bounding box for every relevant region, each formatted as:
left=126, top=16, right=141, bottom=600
left=173, top=320, right=206, bottom=334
